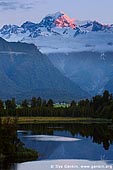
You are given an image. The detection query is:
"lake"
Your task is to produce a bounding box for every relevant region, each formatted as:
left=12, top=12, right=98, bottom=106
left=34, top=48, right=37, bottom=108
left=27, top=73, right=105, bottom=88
left=1, top=123, right=113, bottom=170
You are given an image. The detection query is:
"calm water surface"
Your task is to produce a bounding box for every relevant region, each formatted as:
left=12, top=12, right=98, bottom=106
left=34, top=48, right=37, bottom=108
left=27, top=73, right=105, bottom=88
left=1, top=123, right=113, bottom=170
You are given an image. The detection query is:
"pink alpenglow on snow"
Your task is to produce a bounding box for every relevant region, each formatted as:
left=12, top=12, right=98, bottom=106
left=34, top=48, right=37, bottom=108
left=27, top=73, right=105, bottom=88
left=55, top=11, right=76, bottom=29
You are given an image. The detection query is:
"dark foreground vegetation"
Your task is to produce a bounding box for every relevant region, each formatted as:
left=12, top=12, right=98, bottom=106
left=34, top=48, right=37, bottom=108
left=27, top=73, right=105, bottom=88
left=0, top=118, right=38, bottom=162
left=0, top=90, right=113, bottom=121
left=0, top=90, right=113, bottom=169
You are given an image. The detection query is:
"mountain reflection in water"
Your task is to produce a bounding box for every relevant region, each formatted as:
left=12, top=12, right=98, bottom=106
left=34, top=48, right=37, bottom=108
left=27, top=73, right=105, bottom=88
left=18, top=123, right=113, bottom=151
left=1, top=123, right=113, bottom=170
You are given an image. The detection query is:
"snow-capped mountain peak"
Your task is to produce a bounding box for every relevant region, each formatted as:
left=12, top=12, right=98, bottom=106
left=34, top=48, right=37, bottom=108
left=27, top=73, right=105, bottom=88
left=0, top=24, right=20, bottom=34
left=46, top=11, right=65, bottom=20
left=0, top=11, right=113, bottom=53
left=21, top=21, right=38, bottom=32
left=0, top=11, right=113, bottom=40
left=54, top=11, right=76, bottom=29
left=39, top=11, right=76, bottom=29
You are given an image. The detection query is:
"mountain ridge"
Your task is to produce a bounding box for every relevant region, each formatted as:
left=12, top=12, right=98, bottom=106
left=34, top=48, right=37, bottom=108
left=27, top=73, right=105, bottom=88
left=0, top=37, right=88, bottom=101
left=0, top=12, right=113, bottom=98
left=0, top=11, right=113, bottom=41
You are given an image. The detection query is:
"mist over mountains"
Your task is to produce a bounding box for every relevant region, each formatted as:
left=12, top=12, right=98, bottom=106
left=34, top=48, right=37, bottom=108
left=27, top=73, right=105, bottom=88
left=0, top=11, right=113, bottom=100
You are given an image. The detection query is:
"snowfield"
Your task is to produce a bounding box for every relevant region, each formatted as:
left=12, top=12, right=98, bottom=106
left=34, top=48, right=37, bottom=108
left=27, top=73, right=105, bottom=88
left=20, top=32, right=113, bottom=54
left=0, top=11, right=113, bottom=54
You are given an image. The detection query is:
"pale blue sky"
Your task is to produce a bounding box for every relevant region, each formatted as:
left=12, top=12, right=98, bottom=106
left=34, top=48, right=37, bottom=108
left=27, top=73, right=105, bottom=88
left=0, top=0, right=113, bottom=27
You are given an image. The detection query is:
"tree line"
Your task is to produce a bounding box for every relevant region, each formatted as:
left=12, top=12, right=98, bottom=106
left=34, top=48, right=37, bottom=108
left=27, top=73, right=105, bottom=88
left=0, top=90, right=113, bottom=120
left=18, top=123, right=113, bottom=150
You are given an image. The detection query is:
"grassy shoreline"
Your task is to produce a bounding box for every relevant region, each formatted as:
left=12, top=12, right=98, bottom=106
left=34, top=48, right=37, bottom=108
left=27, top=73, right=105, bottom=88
left=1, top=117, right=112, bottom=124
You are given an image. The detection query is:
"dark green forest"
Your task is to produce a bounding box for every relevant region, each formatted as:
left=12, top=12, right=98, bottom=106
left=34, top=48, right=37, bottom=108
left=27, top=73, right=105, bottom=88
left=0, top=90, right=113, bottom=165
left=0, top=118, right=38, bottom=163
left=0, top=90, right=113, bottom=120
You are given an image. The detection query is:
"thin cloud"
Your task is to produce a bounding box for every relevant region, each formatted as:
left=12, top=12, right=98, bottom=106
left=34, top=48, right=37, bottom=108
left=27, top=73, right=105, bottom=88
left=19, top=3, right=34, bottom=10
left=0, top=2, right=17, bottom=10
left=0, top=1, right=34, bottom=10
